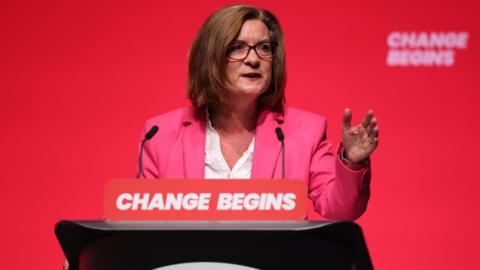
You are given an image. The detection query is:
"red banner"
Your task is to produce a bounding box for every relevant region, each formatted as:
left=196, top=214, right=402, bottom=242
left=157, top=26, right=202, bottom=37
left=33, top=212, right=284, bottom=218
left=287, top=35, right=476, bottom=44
left=104, top=179, right=308, bottom=220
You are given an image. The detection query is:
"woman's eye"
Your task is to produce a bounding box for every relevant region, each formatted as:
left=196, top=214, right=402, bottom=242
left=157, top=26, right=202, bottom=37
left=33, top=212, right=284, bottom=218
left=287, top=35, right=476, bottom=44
left=259, top=44, right=272, bottom=52
left=230, top=44, right=245, bottom=51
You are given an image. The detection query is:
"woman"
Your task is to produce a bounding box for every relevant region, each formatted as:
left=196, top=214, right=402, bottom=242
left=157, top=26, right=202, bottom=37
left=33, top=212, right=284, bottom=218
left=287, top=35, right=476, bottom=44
left=63, top=5, right=379, bottom=269
left=140, top=5, right=379, bottom=221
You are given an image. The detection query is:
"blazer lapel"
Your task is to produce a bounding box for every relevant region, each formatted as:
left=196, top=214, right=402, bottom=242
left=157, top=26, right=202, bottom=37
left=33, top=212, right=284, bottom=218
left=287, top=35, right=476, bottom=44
left=182, top=107, right=206, bottom=179
left=251, top=109, right=284, bottom=179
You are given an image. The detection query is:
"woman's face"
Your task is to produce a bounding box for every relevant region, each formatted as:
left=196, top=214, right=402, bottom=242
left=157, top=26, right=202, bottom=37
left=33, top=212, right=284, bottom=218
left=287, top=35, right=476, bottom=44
left=225, top=20, right=272, bottom=101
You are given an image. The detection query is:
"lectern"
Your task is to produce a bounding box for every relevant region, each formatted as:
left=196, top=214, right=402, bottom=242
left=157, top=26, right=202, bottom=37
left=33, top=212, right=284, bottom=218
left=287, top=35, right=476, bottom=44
left=55, top=220, right=373, bottom=270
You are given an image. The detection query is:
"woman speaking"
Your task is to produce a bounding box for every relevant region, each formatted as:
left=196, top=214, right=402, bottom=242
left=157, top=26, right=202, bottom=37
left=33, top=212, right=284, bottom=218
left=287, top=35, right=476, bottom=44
left=139, top=5, right=379, bottom=221
left=63, top=5, right=380, bottom=270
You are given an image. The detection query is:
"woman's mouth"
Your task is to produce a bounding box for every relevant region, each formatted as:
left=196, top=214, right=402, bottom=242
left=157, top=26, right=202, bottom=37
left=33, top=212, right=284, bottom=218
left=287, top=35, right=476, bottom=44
left=241, top=72, right=262, bottom=80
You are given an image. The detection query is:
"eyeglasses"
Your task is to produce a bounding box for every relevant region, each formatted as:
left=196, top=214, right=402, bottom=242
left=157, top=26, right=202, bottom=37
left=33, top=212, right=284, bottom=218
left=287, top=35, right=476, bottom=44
left=227, top=41, right=277, bottom=60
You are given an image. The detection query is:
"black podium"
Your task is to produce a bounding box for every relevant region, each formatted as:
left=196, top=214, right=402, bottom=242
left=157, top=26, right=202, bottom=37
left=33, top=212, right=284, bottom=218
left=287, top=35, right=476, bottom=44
left=55, top=220, right=373, bottom=270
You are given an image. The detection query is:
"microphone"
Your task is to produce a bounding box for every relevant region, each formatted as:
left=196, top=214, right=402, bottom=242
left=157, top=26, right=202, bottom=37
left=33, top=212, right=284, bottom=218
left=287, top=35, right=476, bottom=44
left=275, top=127, right=285, bottom=179
left=137, top=125, right=159, bottom=179
left=145, top=125, right=159, bottom=140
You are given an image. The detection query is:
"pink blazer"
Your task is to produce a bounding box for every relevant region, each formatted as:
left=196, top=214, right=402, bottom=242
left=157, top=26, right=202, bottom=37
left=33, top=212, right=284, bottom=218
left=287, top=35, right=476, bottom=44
left=141, top=106, right=370, bottom=220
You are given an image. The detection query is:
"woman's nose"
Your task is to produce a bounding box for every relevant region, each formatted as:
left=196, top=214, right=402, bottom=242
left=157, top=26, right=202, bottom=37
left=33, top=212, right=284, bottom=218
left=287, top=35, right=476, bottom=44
left=243, top=47, right=260, bottom=67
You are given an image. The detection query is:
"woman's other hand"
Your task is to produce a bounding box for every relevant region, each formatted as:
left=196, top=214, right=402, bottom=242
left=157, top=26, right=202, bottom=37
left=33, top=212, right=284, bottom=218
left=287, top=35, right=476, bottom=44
left=341, top=108, right=379, bottom=164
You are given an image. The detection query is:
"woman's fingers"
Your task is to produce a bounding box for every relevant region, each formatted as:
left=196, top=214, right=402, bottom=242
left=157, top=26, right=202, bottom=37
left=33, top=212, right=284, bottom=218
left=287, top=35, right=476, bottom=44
left=366, top=117, right=377, bottom=135
left=371, top=126, right=379, bottom=148
left=361, top=110, right=374, bottom=128
left=343, top=108, right=352, bottom=130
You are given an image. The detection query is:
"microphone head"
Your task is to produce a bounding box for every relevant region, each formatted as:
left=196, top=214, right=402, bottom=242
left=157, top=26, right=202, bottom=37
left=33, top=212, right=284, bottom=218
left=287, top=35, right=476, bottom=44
left=145, top=125, right=159, bottom=140
left=275, top=127, right=284, bottom=141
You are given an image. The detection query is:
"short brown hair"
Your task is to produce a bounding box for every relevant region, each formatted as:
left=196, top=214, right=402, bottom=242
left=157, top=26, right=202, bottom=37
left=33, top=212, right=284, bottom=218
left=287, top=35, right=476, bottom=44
left=188, top=5, right=286, bottom=112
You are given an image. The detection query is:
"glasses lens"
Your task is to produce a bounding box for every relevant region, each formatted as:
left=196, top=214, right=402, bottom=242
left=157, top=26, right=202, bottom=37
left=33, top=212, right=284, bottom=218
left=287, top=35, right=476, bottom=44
left=256, top=42, right=274, bottom=58
left=228, top=43, right=248, bottom=60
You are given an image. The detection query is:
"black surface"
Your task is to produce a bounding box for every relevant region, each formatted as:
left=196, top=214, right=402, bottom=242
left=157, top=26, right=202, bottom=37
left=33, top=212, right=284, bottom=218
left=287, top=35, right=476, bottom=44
left=55, top=220, right=373, bottom=270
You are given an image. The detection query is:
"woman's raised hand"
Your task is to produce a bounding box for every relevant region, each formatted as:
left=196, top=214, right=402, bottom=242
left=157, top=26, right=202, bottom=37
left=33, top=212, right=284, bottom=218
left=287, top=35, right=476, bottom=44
left=341, top=108, right=379, bottom=164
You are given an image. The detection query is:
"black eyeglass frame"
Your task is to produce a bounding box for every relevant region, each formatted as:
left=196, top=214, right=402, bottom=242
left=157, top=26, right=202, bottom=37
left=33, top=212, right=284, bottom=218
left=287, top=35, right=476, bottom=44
left=226, top=41, right=278, bottom=61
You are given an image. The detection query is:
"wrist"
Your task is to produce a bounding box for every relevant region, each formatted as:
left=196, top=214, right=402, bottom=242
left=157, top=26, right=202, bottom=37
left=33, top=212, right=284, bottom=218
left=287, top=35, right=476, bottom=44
left=340, top=148, right=368, bottom=169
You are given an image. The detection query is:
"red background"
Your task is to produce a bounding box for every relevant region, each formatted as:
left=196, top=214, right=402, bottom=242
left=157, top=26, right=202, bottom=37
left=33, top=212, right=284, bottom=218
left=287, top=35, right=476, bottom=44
left=1, top=0, right=479, bottom=268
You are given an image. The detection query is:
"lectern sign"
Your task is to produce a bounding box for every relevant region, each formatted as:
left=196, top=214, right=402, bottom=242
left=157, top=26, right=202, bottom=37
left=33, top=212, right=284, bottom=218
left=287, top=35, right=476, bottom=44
left=105, top=179, right=307, bottom=220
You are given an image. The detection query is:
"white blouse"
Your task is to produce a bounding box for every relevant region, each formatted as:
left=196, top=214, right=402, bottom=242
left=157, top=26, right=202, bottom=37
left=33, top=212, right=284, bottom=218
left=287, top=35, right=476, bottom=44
left=204, top=113, right=255, bottom=179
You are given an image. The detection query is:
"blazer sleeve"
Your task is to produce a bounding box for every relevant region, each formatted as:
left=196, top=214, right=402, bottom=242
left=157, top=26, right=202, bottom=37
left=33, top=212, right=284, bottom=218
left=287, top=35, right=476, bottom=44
left=308, top=119, right=371, bottom=220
